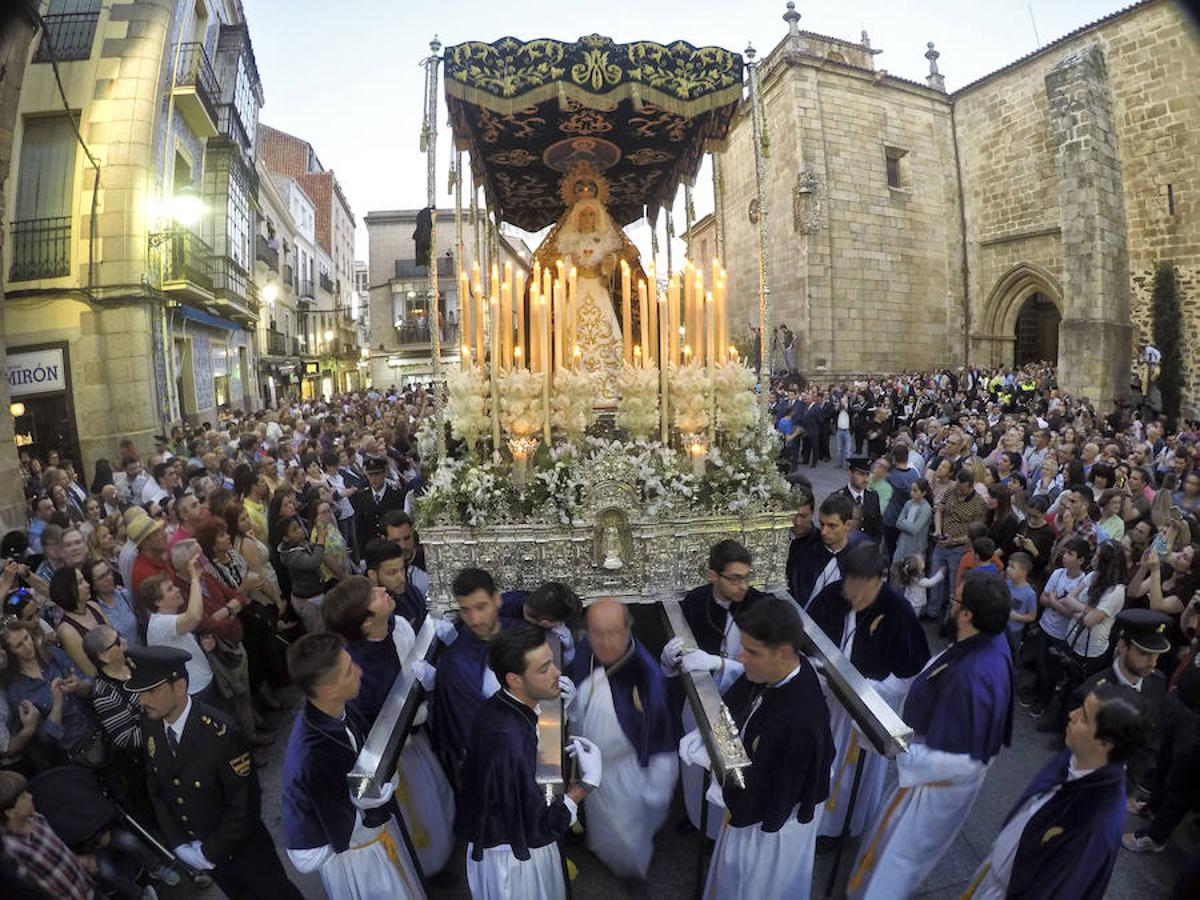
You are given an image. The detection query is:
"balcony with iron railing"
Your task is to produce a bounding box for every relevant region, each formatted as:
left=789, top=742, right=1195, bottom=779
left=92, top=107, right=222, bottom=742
left=319, top=272, right=335, bottom=294
left=33, top=12, right=100, bottom=63
left=158, top=226, right=214, bottom=301
left=8, top=217, right=71, bottom=282
left=215, top=103, right=251, bottom=151
left=255, top=234, right=279, bottom=270
left=212, top=256, right=259, bottom=320
left=298, top=278, right=315, bottom=301
left=394, top=257, right=456, bottom=279
left=171, top=42, right=220, bottom=138
left=265, top=328, right=292, bottom=357
left=394, top=321, right=460, bottom=348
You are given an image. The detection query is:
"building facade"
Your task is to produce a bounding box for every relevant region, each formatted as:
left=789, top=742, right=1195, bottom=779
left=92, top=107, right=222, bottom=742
left=2, top=0, right=265, bottom=477
left=258, top=123, right=363, bottom=399
left=363, top=207, right=530, bottom=387
left=713, top=0, right=1199, bottom=412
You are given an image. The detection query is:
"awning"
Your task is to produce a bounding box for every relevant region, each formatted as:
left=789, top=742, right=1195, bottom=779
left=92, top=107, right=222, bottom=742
left=444, top=34, right=743, bottom=232
left=179, top=305, right=241, bottom=332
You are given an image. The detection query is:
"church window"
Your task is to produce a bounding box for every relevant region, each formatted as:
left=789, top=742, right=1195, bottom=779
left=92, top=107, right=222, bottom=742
left=884, top=146, right=908, bottom=190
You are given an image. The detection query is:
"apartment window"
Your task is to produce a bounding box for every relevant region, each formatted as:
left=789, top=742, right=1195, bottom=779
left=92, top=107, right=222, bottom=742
left=885, top=146, right=908, bottom=190
left=34, top=0, right=101, bottom=63
left=11, top=115, right=78, bottom=281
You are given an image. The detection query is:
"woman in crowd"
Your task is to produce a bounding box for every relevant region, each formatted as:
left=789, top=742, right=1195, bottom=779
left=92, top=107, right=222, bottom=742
left=49, top=566, right=109, bottom=678
left=1, top=619, right=97, bottom=766
left=895, top=478, right=934, bottom=564
left=311, top=499, right=350, bottom=585
left=1062, top=540, right=1128, bottom=677
left=1031, top=456, right=1063, bottom=502
left=1096, top=489, right=1127, bottom=542
left=276, top=514, right=325, bottom=635
left=84, top=558, right=140, bottom=650
left=81, top=625, right=142, bottom=755
left=78, top=497, right=103, bottom=539
left=986, top=483, right=1021, bottom=561
left=89, top=458, right=115, bottom=496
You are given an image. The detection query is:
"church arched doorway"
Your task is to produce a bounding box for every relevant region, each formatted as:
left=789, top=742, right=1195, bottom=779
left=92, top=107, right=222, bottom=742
left=1013, top=292, right=1061, bottom=366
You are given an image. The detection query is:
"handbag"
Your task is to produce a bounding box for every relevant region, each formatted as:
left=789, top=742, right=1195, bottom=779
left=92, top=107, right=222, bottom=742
left=67, top=724, right=112, bottom=769
left=205, top=636, right=250, bottom=700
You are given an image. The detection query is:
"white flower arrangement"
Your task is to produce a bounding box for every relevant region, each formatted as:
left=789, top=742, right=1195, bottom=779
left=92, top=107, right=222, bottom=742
left=669, top=364, right=711, bottom=435
left=446, top=367, right=489, bottom=449
left=498, top=367, right=545, bottom=439
left=713, top=360, right=760, bottom=438
left=615, top=364, right=660, bottom=441
left=551, top=368, right=600, bottom=443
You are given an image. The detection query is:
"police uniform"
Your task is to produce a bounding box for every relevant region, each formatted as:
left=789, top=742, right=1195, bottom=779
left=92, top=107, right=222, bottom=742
left=835, top=457, right=883, bottom=541
left=1068, top=609, right=1168, bottom=786
left=351, top=456, right=406, bottom=550
left=126, top=646, right=302, bottom=899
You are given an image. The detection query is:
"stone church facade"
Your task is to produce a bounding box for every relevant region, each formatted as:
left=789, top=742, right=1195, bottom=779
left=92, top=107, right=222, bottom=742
left=716, top=0, right=1199, bottom=413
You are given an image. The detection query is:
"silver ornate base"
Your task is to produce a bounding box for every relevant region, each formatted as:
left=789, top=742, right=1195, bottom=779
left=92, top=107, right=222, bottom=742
left=422, top=511, right=794, bottom=607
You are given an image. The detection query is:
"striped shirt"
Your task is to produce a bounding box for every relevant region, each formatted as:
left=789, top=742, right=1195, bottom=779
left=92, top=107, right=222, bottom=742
left=91, top=673, right=142, bottom=750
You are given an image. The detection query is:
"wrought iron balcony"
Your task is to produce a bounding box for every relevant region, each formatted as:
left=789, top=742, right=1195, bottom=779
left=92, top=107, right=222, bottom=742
left=159, top=226, right=214, bottom=300
left=212, top=256, right=259, bottom=319
left=319, top=272, right=335, bottom=294
left=255, top=234, right=279, bottom=270
left=298, top=278, right=315, bottom=301
left=171, top=42, right=220, bottom=138
left=8, top=217, right=71, bottom=282
left=266, top=328, right=290, bottom=356
left=394, top=322, right=460, bottom=347
left=216, top=104, right=251, bottom=151
left=395, top=257, right=456, bottom=278
left=33, top=12, right=100, bottom=63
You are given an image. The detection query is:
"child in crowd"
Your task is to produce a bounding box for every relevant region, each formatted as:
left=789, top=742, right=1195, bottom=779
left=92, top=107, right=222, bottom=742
left=954, top=534, right=1003, bottom=604
left=892, top=554, right=945, bottom=616
left=1005, top=551, right=1038, bottom=654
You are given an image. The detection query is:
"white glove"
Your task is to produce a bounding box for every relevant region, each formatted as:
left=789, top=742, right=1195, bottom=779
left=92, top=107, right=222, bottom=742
left=679, top=649, right=722, bottom=674
left=557, top=675, right=576, bottom=709
left=412, top=700, right=429, bottom=727
left=351, top=780, right=396, bottom=810
left=412, top=659, right=437, bottom=692
left=173, top=841, right=213, bottom=871
left=679, top=729, right=712, bottom=770
left=567, top=736, right=603, bottom=788
left=433, top=617, right=458, bottom=645
left=660, top=637, right=685, bottom=672
left=550, top=622, right=572, bottom=647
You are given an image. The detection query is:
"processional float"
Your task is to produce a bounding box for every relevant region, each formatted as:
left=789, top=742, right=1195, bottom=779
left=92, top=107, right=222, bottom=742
left=356, top=29, right=911, bottom=898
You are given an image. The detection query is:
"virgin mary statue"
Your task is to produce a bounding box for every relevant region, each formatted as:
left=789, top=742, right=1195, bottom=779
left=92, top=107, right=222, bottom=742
left=534, top=164, right=646, bottom=401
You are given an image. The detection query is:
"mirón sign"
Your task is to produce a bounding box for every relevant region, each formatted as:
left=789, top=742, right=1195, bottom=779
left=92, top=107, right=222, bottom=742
left=7, top=348, right=67, bottom=397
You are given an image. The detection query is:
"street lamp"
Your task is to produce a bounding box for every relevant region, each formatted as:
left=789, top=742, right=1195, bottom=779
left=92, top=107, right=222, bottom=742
left=170, top=187, right=203, bottom=228
left=262, top=283, right=279, bottom=305
left=324, top=329, right=334, bottom=343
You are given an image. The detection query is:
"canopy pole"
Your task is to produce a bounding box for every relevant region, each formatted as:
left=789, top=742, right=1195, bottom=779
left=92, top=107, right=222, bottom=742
left=665, top=207, right=675, bottom=276
left=684, top=183, right=696, bottom=248
left=712, top=151, right=726, bottom=261
left=454, top=149, right=465, bottom=358
left=746, top=43, right=771, bottom=395
left=471, top=182, right=482, bottom=280
left=422, top=36, right=445, bottom=462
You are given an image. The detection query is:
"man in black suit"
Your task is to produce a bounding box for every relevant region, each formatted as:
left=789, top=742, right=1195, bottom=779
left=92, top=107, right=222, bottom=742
left=351, top=455, right=406, bottom=552
left=127, top=645, right=301, bottom=897
left=834, top=457, right=882, bottom=543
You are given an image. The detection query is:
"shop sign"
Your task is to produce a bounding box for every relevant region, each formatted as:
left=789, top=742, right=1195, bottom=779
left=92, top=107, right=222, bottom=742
left=7, top=348, right=67, bottom=396
left=303, top=361, right=320, bottom=376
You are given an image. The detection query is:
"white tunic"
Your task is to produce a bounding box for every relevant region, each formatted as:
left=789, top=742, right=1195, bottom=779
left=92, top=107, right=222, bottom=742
left=569, top=663, right=677, bottom=879
left=845, top=741, right=988, bottom=900
left=705, top=802, right=824, bottom=900
left=466, top=841, right=565, bottom=900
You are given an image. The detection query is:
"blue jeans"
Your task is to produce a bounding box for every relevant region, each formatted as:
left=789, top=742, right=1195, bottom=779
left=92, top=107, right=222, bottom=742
left=928, top=542, right=968, bottom=619
left=835, top=429, right=853, bottom=466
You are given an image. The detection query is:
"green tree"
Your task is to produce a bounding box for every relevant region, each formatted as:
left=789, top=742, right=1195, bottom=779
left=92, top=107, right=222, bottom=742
left=1150, top=262, right=1182, bottom=425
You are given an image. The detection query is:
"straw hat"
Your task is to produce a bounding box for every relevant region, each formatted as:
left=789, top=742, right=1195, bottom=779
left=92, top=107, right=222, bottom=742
left=122, top=506, right=148, bottom=526
left=127, top=515, right=164, bottom=547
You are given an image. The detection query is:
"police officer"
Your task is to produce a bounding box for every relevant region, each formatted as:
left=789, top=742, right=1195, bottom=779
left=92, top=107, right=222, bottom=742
left=351, top=455, right=406, bottom=551
left=126, top=645, right=302, bottom=898
left=834, top=457, right=882, bottom=542
left=1068, top=609, right=1169, bottom=785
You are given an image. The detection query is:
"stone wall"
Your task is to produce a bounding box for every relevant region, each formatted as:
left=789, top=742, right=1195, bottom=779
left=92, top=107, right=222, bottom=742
left=718, top=33, right=963, bottom=378
left=0, top=9, right=38, bottom=531
left=954, top=0, right=1200, bottom=413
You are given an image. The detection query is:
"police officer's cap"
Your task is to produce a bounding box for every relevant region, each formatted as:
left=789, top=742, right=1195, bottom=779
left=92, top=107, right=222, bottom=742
left=363, top=455, right=388, bottom=474
left=1115, top=608, right=1171, bottom=654
left=125, top=645, right=192, bottom=692
left=847, top=457, right=872, bottom=473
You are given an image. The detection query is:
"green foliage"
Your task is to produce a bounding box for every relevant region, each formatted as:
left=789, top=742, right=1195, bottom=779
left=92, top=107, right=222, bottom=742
left=1150, top=262, right=1182, bottom=424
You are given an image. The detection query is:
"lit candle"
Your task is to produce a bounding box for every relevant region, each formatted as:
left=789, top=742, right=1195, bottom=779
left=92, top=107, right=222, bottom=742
left=515, top=271, right=526, bottom=369
left=637, top=278, right=649, bottom=369
left=500, top=277, right=512, bottom=370
left=647, top=272, right=659, bottom=366
left=567, top=266, right=578, bottom=365
left=461, top=344, right=471, bottom=370
left=513, top=345, right=523, bottom=368
left=633, top=344, right=642, bottom=369
left=694, top=271, right=705, bottom=366
left=538, top=296, right=551, bottom=444
left=705, top=291, right=716, bottom=367
left=489, top=294, right=501, bottom=449
left=473, top=278, right=485, bottom=369
left=730, top=345, right=739, bottom=364
left=529, top=277, right=540, bottom=372
left=706, top=291, right=716, bottom=443
left=553, top=278, right=564, bottom=371
left=659, top=294, right=669, bottom=444
left=620, top=260, right=632, bottom=363
left=668, top=273, right=680, bottom=366
left=459, top=270, right=473, bottom=369
left=573, top=344, right=581, bottom=371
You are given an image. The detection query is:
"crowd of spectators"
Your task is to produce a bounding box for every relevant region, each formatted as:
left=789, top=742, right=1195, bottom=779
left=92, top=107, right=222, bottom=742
left=1, top=384, right=435, bottom=897
left=776, top=362, right=1200, bottom=873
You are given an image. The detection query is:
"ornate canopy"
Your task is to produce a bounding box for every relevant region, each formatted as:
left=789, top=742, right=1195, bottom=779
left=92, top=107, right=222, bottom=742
left=444, top=34, right=744, bottom=232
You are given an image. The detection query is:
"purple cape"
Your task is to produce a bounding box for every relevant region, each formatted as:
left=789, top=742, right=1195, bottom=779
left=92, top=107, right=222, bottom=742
left=808, top=582, right=930, bottom=680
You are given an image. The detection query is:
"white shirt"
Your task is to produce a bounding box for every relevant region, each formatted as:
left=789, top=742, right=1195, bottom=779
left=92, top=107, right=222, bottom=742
left=1111, top=658, right=1142, bottom=691
left=166, top=696, right=193, bottom=750
left=146, top=613, right=213, bottom=694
